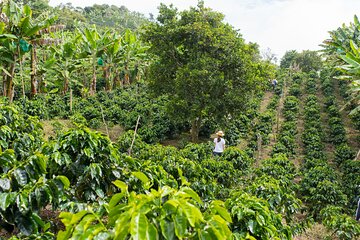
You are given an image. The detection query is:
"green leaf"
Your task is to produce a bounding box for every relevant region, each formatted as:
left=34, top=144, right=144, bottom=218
left=59, top=212, right=73, bottom=226
left=0, top=192, right=16, bottom=211
left=130, top=213, right=148, bottom=240
left=160, top=219, right=175, bottom=240
left=354, top=15, right=360, bottom=26
left=147, top=223, right=158, bottom=240
left=0, top=34, right=17, bottom=39
left=23, top=5, right=32, bottom=16
left=213, top=205, right=232, bottom=223
left=0, top=178, right=11, bottom=191
left=350, top=40, right=359, bottom=57
left=173, top=210, right=187, bottom=238
left=199, top=229, right=212, bottom=240
left=180, top=187, right=203, bottom=205
left=16, top=192, right=29, bottom=213
left=256, top=214, right=265, bottom=226
left=32, top=153, right=47, bottom=173
left=163, top=199, right=180, bottom=214
left=109, top=192, right=126, bottom=208
left=341, top=55, right=360, bottom=68
left=14, top=168, right=28, bottom=186
left=182, top=201, right=204, bottom=227
left=69, top=211, right=88, bottom=225
left=31, top=212, right=45, bottom=228
left=114, top=212, right=131, bottom=240
left=55, top=175, right=70, bottom=189
left=208, top=215, right=231, bottom=239
left=112, top=180, right=128, bottom=192
left=94, top=232, right=112, bottom=240
left=248, top=220, right=255, bottom=234
left=15, top=214, right=35, bottom=236
left=132, top=171, right=151, bottom=189
left=95, top=188, right=105, bottom=198
left=1, top=67, right=12, bottom=77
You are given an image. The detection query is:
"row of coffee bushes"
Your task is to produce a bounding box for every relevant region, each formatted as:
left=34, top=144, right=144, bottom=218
left=243, top=73, right=307, bottom=237
left=320, top=70, right=360, bottom=208
left=320, top=72, right=347, bottom=145
left=246, top=83, right=282, bottom=157
left=223, top=96, right=263, bottom=147
left=299, top=73, right=360, bottom=239
left=271, top=74, right=300, bottom=157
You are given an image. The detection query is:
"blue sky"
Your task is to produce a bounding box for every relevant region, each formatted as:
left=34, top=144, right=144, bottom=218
left=48, top=0, right=360, bottom=60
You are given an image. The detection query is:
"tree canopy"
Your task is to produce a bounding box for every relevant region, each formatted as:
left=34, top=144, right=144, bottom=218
left=142, top=1, right=274, bottom=141
left=280, top=50, right=322, bottom=72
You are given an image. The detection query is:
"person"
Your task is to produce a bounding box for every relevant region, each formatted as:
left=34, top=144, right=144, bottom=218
left=213, top=131, right=225, bottom=156
left=356, top=197, right=360, bottom=221
left=271, top=79, right=278, bottom=90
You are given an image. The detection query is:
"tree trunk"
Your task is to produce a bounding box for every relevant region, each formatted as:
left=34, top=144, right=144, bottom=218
left=2, top=72, right=7, bottom=97
left=30, top=45, right=37, bottom=97
left=191, top=117, right=201, bottom=142
left=63, top=77, right=69, bottom=94
left=104, top=66, right=111, bottom=91
left=90, top=58, right=97, bottom=95
left=7, top=61, right=16, bottom=103
left=113, top=68, right=121, bottom=89
left=124, top=65, right=130, bottom=85
left=20, top=56, right=25, bottom=99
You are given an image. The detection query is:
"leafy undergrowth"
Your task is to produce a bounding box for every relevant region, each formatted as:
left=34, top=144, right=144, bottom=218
left=41, top=119, right=124, bottom=142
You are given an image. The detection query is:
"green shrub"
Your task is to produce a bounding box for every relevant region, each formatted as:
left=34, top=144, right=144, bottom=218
left=226, top=192, right=292, bottom=240
left=334, top=144, right=355, bottom=166
left=58, top=184, right=233, bottom=240
left=320, top=206, right=360, bottom=240
left=89, top=118, right=102, bottom=129
left=180, top=142, right=213, bottom=162
left=222, top=147, right=254, bottom=171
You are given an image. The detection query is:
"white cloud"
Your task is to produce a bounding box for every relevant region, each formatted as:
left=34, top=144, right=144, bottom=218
left=48, top=0, right=360, bottom=58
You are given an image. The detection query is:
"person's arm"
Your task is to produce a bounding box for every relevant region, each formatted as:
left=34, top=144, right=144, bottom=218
left=356, top=198, right=360, bottom=221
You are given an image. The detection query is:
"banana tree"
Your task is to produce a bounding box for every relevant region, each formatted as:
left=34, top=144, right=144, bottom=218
left=97, top=31, right=120, bottom=91
left=78, top=25, right=108, bottom=95
left=49, top=32, right=82, bottom=94
left=119, top=29, right=150, bottom=85
left=337, top=40, right=360, bottom=113
left=0, top=31, right=17, bottom=100
left=0, top=0, right=59, bottom=101
left=0, top=0, right=27, bottom=102
left=322, top=15, right=360, bottom=113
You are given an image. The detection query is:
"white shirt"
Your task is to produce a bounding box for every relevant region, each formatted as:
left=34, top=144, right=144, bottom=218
left=213, top=138, right=225, bottom=152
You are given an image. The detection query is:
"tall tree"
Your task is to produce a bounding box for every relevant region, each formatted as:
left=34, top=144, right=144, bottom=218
left=294, top=50, right=322, bottom=73
left=280, top=50, right=298, bottom=69
left=142, top=1, right=271, bottom=142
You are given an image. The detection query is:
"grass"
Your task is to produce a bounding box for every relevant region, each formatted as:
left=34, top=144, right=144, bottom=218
left=41, top=119, right=124, bottom=142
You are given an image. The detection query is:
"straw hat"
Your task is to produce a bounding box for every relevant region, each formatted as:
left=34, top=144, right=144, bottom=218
left=216, top=131, right=224, bottom=137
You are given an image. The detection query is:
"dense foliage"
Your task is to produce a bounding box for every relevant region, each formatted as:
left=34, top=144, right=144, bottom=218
left=141, top=1, right=274, bottom=141
left=0, top=1, right=359, bottom=240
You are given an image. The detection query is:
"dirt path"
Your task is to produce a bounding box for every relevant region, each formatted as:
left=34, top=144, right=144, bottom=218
left=259, top=91, right=274, bottom=113
left=238, top=91, right=275, bottom=152
left=254, top=91, right=274, bottom=163
left=258, top=83, right=287, bottom=161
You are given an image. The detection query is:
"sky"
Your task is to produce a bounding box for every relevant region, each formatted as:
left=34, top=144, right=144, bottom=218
left=48, top=0, right=360, bottom=60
